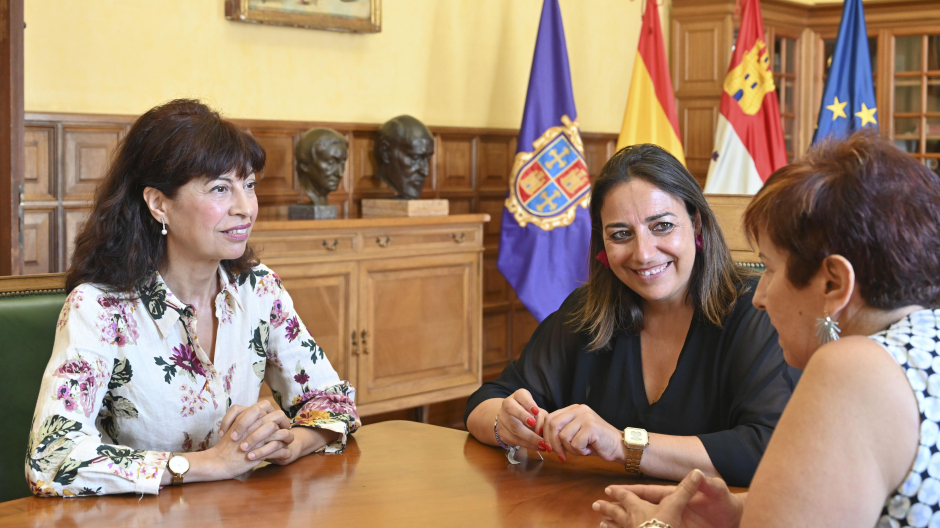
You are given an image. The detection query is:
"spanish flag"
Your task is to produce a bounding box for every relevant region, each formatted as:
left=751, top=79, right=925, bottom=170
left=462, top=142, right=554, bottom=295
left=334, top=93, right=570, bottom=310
left=617, top=0, right=685, bottom=165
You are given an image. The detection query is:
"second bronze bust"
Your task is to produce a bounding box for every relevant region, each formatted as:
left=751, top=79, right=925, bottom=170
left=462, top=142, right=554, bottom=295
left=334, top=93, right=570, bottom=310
left=296, top=128, right=349, bottom=206
left=374, top=115, right=435, bottom=200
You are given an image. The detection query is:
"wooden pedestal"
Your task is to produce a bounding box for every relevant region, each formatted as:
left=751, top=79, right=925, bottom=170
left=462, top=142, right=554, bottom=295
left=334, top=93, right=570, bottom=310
left=361, top=198, right=449, bottom=218
left=249, top=214, right=488, bottom=416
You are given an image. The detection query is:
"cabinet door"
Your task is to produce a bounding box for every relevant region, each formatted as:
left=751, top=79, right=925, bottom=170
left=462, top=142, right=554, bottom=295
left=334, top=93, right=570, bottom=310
left=269, top=261, right=357, bottom=385
left=357, top=253, right=480, bottom=406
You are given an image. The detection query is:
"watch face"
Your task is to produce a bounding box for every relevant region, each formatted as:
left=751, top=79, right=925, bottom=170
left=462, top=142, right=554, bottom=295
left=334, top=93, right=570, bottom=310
left=625, top=428, right=648, bottom=447
left=168, top=455, right=190, bottom=475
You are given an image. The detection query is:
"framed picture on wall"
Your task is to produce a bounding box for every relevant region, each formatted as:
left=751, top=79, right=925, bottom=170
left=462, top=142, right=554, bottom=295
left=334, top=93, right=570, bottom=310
left=225, top=0, right=381, bottom=33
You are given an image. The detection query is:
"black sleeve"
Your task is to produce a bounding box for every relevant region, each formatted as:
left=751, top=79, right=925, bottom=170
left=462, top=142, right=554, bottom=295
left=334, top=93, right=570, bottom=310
left=463, top=290, right=588, bottom=425
left=697, top=285, right=802, bottom=487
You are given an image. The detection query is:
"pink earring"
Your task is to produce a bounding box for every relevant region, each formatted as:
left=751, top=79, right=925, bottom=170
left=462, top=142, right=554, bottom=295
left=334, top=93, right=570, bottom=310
left=596, top=250, right=610, bottom=269
left=695, top=234, right=703, bottom=251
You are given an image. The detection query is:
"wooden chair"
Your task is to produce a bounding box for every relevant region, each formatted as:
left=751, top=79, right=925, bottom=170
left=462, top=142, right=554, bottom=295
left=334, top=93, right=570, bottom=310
left=705, top=194, right=762, bottom=270
left=0, top=273, right=67, bottom=502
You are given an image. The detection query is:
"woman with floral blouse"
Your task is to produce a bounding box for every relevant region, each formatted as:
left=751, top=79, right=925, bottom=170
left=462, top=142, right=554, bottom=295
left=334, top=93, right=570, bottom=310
left=26, top=99, right=360, bottom=497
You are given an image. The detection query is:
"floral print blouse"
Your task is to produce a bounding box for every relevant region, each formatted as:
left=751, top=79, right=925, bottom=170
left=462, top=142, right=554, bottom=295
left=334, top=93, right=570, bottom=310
left=26, top=264, right=360, bottom=497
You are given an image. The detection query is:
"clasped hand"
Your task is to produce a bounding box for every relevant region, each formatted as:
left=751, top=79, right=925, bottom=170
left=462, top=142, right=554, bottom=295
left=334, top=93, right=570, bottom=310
left=497, top=389, right=626, bottom=463
left=592, top=470, right=745, bottom=528
left=209, top=400, right=296, bottom=479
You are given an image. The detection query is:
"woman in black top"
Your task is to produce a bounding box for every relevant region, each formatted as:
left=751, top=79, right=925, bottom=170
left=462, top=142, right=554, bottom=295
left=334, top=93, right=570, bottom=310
left=464, top=144, right=798, bottom=487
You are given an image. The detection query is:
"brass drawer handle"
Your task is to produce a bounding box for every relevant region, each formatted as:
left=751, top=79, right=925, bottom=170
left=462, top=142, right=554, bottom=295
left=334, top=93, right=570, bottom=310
left=351, top=331, right=359, bottom=356
left=375, top=236, right=391, bottom=248
left=361, top=330, right=369, bottom=354
left=452, top=233, right=466, bottom=244
left=322, top=239, right=339, bottom=251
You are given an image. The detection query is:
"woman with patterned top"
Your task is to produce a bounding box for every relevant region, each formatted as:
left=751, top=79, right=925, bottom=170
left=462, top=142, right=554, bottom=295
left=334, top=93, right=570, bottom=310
left=26, top=99, right=360, bottom=498
left=593, top=131, right=940, bottom=528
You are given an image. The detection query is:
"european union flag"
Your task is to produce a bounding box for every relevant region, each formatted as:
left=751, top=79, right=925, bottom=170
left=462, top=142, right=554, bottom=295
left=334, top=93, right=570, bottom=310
left=813, top=0, right=877, bottom=144
left=497, top=0, right=591, bottom=322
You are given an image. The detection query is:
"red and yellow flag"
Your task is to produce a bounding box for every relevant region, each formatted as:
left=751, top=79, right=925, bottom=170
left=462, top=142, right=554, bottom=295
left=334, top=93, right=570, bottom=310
left=617, top=0, right=685, bottom=165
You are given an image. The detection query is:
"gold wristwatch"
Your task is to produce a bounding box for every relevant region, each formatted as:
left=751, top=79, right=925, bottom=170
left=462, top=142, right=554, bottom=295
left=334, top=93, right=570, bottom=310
left=622, top=427, right=649, bottom=476
left=167, top=454, right=190, bottom=485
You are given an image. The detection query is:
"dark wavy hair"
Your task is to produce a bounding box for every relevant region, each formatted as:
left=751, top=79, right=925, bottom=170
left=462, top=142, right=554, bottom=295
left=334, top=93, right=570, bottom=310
left=571, top=144, right=752, bottom=351
left=66, top=99, right=264, bottom=293
left=744, top=129, right=940, bottom=309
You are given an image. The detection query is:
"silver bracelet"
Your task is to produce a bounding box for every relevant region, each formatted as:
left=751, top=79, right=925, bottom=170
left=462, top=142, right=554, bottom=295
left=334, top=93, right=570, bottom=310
left=494, top=415, right=512, bottom=449
left=638, top=520, right=672, bottom=528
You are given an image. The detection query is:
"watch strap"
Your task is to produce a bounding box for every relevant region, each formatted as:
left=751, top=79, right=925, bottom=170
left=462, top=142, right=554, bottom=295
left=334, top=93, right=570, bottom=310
left=623, top=446, right=644, bottom=476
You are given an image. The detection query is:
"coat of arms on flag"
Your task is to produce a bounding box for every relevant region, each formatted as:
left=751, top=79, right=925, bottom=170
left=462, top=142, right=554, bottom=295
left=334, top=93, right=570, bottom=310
left=505, top=115, right=590, bottom=231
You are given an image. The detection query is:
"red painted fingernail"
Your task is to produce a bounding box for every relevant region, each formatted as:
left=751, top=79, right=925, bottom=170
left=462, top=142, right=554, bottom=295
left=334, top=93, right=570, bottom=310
left=538, top=440, right=546, bottom=448
left=538, top=446, right=546, bottom=452
left=526, top=417, right=537, bottom=427
left=538, top=427, right=543, bottom=435
left=531, top=406, right=539, bottom=415
left=558, top=455, right=566, bottom=462
left=545, top=444, right=552, bottom=453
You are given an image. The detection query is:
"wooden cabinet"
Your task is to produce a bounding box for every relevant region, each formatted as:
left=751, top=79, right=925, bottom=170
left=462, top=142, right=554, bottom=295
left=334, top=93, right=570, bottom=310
left=250, top=214, right=488, bottom=416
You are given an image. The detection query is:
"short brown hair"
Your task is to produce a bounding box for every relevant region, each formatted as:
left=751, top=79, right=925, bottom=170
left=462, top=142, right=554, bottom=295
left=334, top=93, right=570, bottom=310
left=572, top=144, right=752, bottom=351
left=744, top=129, right=940, bottom=309
left=67, top=99, right=264, bottom=293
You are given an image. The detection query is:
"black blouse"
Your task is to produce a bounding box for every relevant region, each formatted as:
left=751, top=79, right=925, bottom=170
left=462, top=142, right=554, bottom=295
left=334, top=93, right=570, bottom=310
left=465, top=278, right=800, bottom=487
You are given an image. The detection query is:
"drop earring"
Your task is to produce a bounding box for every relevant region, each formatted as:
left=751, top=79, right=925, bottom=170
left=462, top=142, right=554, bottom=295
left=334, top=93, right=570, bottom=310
left=161, top=218, right=167, bottom=236
left=815, top=310, right=841, bottom=344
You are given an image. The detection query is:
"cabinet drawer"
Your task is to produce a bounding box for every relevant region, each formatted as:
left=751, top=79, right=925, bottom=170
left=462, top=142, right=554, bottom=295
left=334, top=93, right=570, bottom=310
left=362, top=228, right=480, bottom=252
left=251, top=233, right=358, bottom=258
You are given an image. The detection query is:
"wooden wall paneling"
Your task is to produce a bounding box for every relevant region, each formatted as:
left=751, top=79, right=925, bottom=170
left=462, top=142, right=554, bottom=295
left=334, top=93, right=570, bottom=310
left=438, top=134, right=475, bottom=192
left=512, top=307, right=539, bottom=358
left=582, top=137, right=615, bottom=181
left=23, top=126, right=55, bottom=201
left=62, top=125, right=122, bottom=201
left=477, top=136, right=515, bottom=191
left=248, top=127, right=305, bottom=206
left=482, top=308, right=511, bottom=378
left=797, top=27, right=819, bottom=153
left=21, top=207, right=54, bottom=275
left=482, top=255, right=509, bottom=305
left=62, top=207, right=90, bottom=270
left=1, top=0, right=24, bottom=275
left=673, top=17, right=729, bottom=95
left=678, top=98, right=721, bottom=185
left=477, top=198, right=504, bottom=244
left=350, top=131, right=389, bottom=197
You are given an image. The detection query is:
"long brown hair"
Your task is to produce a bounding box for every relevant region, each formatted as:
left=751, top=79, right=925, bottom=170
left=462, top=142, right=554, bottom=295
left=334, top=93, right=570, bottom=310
left=66, top=99, right=264, bottom=293
left=571, top=144, right=752, bottom=351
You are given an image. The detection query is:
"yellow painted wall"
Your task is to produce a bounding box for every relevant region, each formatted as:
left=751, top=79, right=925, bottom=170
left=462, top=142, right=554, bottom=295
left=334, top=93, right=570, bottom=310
left=24, top=0, right=670, bottom=134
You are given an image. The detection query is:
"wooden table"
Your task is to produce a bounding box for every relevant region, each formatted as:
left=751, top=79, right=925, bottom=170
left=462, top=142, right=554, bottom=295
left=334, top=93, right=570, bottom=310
left=0, top=421, right=698, bottom=527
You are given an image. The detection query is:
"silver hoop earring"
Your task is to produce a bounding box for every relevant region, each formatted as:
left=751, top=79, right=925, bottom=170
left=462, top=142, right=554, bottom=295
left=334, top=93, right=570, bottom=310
left=161, top=218, right=167, bottom=236
left=815, top=310, right=841, bottom=344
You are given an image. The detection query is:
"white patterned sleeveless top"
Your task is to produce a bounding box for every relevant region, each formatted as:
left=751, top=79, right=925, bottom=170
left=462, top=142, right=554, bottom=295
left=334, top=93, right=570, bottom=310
left=874, top=309, right=940, bottom=528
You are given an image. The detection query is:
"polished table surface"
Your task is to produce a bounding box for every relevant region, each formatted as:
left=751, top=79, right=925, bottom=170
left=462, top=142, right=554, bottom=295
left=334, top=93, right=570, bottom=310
left=0, top=421, right=714, bottom=527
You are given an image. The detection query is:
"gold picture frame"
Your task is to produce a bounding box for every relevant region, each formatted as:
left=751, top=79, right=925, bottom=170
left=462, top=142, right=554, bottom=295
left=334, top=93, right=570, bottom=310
left=225, top=0, right=381, bottom=33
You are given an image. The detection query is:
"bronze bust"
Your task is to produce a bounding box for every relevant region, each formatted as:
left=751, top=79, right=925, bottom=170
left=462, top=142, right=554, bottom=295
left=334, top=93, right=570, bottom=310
left=295, top=128, right=348, bottom=207
left=374, top=115, right=434, bottom=200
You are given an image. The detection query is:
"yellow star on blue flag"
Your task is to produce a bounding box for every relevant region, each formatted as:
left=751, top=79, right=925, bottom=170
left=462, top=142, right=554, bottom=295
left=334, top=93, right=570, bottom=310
left=855, top=102, right=877, bottom=126
left=827, top=97, right=848, bottom=121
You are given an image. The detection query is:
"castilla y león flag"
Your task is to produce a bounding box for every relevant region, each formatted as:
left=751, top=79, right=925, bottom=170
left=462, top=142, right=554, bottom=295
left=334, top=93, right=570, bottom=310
left=704, top=0, right=787, bottom=194
left=617, top=0, right=685, bottom=165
